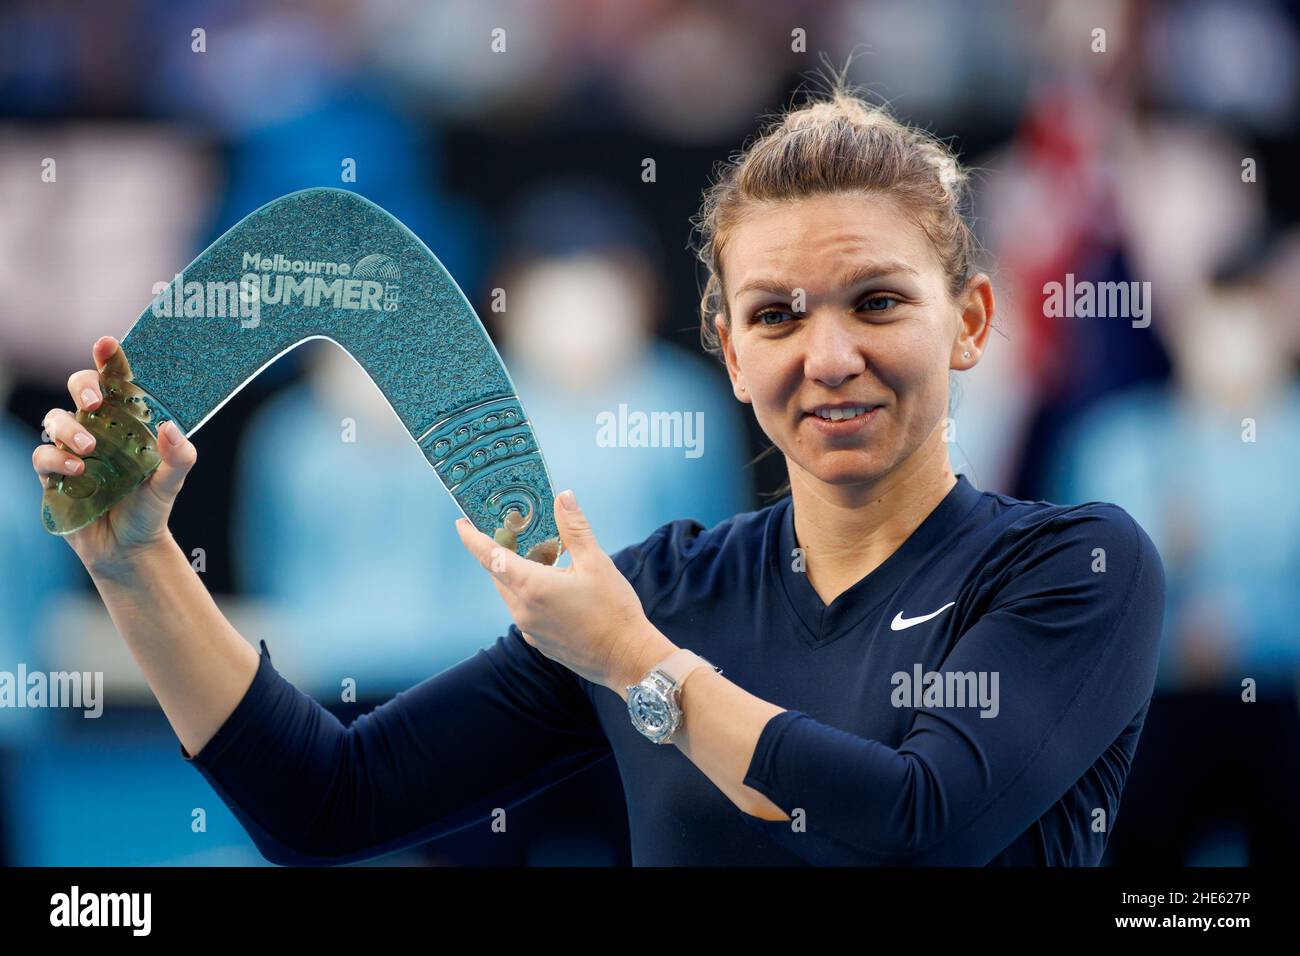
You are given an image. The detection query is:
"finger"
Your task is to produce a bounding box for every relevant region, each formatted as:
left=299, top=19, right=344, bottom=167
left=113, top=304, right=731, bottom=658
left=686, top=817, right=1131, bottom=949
left=454, top=517, right=543, bottom=598
left=94, top=335, right=132, bottom=380
left=147, top=420, right=197, bottom=500
left=32, top=444, right=85, bottom=480
left=41, top=407, right=95, bottom=455
left=66, top=369, right=104, bottom=411
left=552, top=489, right=603, bottom=567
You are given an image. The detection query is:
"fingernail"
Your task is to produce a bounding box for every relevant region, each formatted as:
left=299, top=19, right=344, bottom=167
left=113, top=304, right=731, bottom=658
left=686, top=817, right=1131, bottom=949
left=73, top=432, right=92, bottom=451
left=559, top=489, right=578, bottom=511
left=65, top=458, right=81, bottom=472
left=81, top=388, right=99, bottom=407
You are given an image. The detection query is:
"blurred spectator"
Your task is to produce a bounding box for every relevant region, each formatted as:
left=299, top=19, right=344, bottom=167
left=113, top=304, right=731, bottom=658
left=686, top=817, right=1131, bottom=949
left=1049, top=281, right=1300, bottom=688
left=1047, top=276, right=1300, bottom=864
left=230, top=181, right=752, bottom=693
left=491, top=180, right=754, bottom=537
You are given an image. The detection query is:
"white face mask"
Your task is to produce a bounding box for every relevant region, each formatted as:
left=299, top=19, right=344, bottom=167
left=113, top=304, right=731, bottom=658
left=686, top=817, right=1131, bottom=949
left=505, top=256, right=648, bottom=392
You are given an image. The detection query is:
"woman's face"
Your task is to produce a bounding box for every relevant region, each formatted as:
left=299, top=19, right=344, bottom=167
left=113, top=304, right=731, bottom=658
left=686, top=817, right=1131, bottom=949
left=716, top=191, right=991, bottom=491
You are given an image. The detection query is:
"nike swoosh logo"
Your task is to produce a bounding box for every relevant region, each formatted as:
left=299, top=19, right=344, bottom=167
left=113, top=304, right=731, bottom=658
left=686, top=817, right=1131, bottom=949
left=890, top=602, right=956, bottom=631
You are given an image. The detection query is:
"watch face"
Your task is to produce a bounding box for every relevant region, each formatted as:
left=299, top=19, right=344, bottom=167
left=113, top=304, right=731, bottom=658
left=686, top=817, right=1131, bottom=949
left=628, top=685, right=672, bottom=738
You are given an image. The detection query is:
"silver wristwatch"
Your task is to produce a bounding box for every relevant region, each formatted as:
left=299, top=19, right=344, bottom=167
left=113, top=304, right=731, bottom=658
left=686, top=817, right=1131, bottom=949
left=626, top=649, right=721, bottom=744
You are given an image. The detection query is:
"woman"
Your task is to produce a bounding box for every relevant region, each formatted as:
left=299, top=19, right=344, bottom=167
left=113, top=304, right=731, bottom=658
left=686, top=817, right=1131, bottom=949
left=32, top=86, right=1164, bottom=866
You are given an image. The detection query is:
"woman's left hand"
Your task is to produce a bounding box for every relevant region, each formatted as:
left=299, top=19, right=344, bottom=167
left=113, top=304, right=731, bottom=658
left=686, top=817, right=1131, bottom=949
left=454, top=489, right=673, bottom=694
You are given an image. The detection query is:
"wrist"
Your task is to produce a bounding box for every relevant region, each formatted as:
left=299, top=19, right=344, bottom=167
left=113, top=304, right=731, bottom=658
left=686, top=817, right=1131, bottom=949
left=610, top=623, right=678, bottom=702
left=85, top=531, right=179, bottom=584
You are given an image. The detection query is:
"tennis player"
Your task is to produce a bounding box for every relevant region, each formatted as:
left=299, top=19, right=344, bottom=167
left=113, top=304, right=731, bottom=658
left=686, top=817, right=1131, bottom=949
left=32, top=84, right=1164, bottom=865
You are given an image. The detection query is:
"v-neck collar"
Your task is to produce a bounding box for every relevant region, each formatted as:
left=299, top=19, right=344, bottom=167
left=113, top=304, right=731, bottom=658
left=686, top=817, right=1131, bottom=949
left=767, top=474, right=984, bottom=649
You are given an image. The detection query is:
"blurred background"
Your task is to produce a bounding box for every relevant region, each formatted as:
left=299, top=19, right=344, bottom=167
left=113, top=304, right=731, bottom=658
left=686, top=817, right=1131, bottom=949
left=1, top=0, right=1297, bottom=865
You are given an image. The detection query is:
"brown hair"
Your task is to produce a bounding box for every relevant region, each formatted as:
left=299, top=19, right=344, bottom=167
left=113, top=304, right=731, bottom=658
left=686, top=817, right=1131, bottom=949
left=690, top=76, right=981, bottom=498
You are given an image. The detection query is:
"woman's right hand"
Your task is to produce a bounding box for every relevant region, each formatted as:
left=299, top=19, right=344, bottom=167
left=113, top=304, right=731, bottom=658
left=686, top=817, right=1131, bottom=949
left=32, top=335, right=198, bottom=574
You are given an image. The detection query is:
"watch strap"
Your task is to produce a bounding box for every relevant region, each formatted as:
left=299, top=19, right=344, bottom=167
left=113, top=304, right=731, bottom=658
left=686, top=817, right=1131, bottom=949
left=654, top=648, right=719, bottom=689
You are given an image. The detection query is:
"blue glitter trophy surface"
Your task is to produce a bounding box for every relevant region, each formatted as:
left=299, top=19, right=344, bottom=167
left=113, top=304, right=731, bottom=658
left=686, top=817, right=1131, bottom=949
left=40, top=187, right=563, bottom=564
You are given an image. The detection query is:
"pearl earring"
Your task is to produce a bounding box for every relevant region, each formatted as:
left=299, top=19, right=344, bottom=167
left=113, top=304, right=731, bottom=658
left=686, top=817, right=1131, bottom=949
left=962, top=350, right=970, bottom=359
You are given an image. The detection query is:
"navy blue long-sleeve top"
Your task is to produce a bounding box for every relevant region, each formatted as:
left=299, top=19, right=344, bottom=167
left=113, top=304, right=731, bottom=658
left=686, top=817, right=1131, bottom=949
left=182, top=475, right=1165, bottom=865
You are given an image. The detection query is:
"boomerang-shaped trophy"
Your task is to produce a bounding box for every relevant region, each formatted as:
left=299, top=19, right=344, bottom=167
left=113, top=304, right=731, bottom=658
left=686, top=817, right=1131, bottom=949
left=40, top=187, right=563, bottom=564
